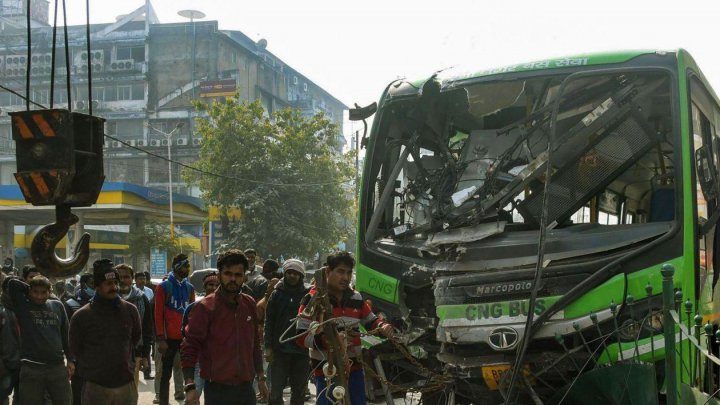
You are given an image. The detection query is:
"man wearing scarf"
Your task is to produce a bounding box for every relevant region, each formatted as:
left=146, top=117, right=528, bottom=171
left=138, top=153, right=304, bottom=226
left=69, top=259, right=142, bottom=404
left=264, top=259, right=310, bottom=405
left=154, top=254, right=195, bottom=405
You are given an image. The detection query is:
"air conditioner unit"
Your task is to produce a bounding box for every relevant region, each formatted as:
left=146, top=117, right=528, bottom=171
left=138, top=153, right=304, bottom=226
left=103, top=141, right=110, bottom=149
left=90, top=99, right=103, bottom=110
left=137, top=140, right=148, bottom=147
left=111, top=59, right=134, bottom=71
left=192, top=138, right=202, bottom=146
left=161, top=139, right=170, bottom=146
left=150, top=140, right=161, bottom=147
left=128, top=140, right=137, bottom=147
left=111, top=141, right=122, bottom=148
left=73, top=100, right=86, bottom=110
left=176, top=138, right=188, bottom=146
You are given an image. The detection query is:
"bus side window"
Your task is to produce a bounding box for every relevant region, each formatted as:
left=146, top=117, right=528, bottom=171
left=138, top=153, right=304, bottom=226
left=689, top=76, right=719, bottom=300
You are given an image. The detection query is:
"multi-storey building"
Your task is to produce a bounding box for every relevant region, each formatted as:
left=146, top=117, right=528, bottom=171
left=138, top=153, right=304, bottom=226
left=0, top=0, right=347, bottom=269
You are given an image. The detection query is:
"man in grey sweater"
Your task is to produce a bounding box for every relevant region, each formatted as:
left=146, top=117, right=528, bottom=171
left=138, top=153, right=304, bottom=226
left=7, top=273, right=73, bottom=405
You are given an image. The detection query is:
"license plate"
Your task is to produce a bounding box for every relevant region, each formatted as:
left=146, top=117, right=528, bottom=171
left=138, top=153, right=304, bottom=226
left=481, top=364, right=531, bottom=390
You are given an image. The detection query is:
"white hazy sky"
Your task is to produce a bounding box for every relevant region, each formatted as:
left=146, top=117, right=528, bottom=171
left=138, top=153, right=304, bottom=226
left=53, top=0, right=720, bottom=122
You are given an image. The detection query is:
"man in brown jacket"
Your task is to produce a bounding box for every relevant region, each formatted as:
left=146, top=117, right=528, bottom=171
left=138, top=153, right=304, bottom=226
left=69, top=259, right=141, bottom=404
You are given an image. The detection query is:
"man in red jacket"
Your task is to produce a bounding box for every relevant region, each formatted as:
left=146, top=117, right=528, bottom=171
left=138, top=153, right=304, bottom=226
left=181, top=249, right=268, bottom=405
left=154, top=254, right=195, bottom=405
left=296, top=251, right=394, bottom=405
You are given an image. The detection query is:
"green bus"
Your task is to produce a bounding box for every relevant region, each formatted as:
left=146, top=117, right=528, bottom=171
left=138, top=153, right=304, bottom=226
left=353, top=49, right=720, bottom=403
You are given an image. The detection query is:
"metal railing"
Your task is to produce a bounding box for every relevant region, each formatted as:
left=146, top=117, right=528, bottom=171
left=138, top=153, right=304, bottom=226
left=661, top=263, right=720, bottom=405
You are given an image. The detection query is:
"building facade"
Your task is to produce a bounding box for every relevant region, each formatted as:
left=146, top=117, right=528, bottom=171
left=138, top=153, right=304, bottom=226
left=0, top=1, right=347, bottom=267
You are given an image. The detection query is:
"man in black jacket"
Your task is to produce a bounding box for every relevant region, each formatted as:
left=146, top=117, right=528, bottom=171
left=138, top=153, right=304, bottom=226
left=264, top=259, right=310, bottom=405
left=7, top=273, right=73, bottom=405
left=247, top=259, right=281, bottom=302
left=69, top=259, right=141, bottom=404
left=116, top=264, right=153, bottom=387
left=0, top=276, right=20, bottom=405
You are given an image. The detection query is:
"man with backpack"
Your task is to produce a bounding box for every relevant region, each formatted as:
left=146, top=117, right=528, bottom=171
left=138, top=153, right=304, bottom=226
left=154, top=254, right=195, bottom=405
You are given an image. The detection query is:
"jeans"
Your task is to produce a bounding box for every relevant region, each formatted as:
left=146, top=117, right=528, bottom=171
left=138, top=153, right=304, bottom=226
left=193, top=363, right=205, bottom=398
left=315, top=369, right=366, bottom=405
left=153, top=347, right=183, bottom=397
left=158, top=340, right=182, bottom=405
left=268, top=353, right=310, bottom=405
left=18, top=362, right=71, bottom=405
left=204, top=381, right=256, bottom=405
left=70, top=366, right=83, bottom=405
left=82, top=380, right=138, bottom=405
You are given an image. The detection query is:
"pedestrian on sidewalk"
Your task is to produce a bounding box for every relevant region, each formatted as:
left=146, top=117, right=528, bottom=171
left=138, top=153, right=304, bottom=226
left=62, top=273, right=94, bottom=405
left=296, top=252, right=394, bottom=405
left=7, top=273, right=73, bottom=405
left=264, top=259, right=310, bottom=405
left=181, top=249, right=268, bottom=405
left=116, top=264, right=153, bottom=386
left=180, top=272, right=219, bottom=402
left=0, top=276, right=20, bottom=405
left=154, top=254, right=195, bottom=405
left=247, top=259, right=281, bottom=302
left=69, top=259, right=142, bottom=404
left=133, top=271, right=155, bottom=380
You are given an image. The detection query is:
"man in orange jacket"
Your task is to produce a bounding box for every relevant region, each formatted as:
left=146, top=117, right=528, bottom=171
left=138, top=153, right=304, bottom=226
left=154, top=254, right=195, bottom=405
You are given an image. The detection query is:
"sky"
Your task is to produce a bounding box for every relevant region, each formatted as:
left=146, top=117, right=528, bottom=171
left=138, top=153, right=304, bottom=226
left=51, top=0, right=720, bottom=136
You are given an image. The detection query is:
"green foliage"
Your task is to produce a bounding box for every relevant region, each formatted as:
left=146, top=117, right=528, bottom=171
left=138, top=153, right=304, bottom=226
left=128, top=219, right=193, bottom=261
left=185, top=96, right=354, bottom=258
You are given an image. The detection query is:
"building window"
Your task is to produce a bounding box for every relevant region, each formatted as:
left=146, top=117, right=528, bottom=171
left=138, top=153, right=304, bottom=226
left=116, top=46, right=145, bottom=62
left=32, top=89, right=49, bottom=105
left=117, top=86, right=131, bottom=101
left=131, top=84, right=144, bottom=100
left=92, top=87, right=105, bottom=101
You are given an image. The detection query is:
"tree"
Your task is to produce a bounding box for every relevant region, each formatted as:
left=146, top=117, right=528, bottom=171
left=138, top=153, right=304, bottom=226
left=184, top=97, right=354, bottom=259
left=127, top=219, right=193, bottom=264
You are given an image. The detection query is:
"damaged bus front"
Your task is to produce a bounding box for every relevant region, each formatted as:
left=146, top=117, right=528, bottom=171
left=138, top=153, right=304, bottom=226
left=355, top=50, right=718, bottom=403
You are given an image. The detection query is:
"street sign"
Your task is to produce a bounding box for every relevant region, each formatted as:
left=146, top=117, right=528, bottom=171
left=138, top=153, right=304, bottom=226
left=150, top=248, right=167, bottom=278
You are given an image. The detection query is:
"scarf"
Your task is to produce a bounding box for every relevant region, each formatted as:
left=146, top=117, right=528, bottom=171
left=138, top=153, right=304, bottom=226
left=166, top=272, right=191, bottom=314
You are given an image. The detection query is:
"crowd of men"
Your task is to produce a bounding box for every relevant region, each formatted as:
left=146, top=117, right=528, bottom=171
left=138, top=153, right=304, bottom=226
left=0, top=248, right=394, bottom=405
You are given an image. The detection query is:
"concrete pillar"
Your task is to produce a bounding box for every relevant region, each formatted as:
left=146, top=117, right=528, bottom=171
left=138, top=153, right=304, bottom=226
left=0, top=221, right=13, bottom=263
left=130, top=215, right=148, bottom=273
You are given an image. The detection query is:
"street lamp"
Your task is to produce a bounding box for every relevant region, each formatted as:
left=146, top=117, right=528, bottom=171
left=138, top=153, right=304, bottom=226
left=178, top=9, right=205, bottom=99
left=148, top=122, right=185, bottom=239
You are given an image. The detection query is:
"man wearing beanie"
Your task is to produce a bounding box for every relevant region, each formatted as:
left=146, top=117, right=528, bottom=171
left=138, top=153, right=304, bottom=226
left=154, top=253, right=195, bottom=405
left=69, top=259, right=142, bottom=404
left=264, top=259, right=310, bottom=405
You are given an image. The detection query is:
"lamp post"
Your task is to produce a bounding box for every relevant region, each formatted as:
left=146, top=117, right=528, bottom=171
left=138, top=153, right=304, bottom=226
left=178, top=9, right=205, bottom=100
left=148, top=122, right=185, bottom=239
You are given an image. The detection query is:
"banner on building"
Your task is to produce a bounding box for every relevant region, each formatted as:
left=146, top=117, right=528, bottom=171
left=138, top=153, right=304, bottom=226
left=199, top=79, right=237, bottom=97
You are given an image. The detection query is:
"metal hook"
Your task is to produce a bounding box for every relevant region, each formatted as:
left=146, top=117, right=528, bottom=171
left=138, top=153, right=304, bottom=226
left=31, top=204, right=90, bottom=278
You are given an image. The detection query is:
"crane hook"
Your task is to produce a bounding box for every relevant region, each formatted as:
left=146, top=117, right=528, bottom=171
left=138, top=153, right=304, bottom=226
left=31, top=204, right=90, bottom=278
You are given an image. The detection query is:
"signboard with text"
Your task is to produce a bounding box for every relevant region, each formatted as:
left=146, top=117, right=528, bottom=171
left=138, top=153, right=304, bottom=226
left=199, top=79, right=237, bottom=97
left=150, top=248, right=167, bottom=278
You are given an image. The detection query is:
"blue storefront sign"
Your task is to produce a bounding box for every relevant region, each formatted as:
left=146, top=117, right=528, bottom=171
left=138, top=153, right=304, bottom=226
left=150, top=248, right=167, bottom=278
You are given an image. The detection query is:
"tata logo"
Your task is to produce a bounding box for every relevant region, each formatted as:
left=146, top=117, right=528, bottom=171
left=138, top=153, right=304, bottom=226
left=488, top=327, right=519, bottom=351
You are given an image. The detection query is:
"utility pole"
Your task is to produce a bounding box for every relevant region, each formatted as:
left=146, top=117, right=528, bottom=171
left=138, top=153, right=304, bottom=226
left=147, top=122, right=185, bottom=239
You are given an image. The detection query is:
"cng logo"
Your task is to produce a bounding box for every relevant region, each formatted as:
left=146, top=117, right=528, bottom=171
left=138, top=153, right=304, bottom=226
left=488, top=327, right=519, bottom=351
left=367, top=277, right=395, bottom=297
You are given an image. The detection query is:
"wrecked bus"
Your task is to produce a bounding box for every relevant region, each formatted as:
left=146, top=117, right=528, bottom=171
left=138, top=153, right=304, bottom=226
left=353, top=50, right=720, bottom=403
